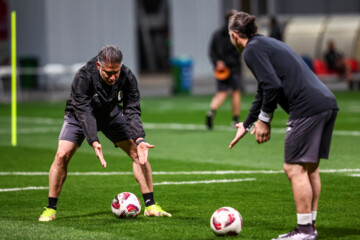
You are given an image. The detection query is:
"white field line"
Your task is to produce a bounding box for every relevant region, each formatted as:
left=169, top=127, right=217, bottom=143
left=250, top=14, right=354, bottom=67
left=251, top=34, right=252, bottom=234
left=0, top=179, right=255, bottom=192
left=349, top=174, right=360, bottom=177
left=153, top=178, right=256, bottom=186
left=0, top=119, right=359, bottom=136
left=1, top=169, right=360, bottom=176
left=0, top=186, right=48, bottom=192
left=2, top=169, right=359, bottom=192
left=144, top=123, right=360, bottom=136
left=17, top=117, right=63, bottom=125
left=0, top=127, right=60, bottom=134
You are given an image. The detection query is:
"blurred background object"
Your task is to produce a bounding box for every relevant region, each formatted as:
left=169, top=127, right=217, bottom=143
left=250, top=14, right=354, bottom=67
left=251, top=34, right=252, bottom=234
left=1, top=0, right=360, bottom=102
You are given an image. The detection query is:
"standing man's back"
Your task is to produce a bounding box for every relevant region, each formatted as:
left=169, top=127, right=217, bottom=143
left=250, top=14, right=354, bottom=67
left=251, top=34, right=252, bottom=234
left=243, top=35, right=338, bottom=128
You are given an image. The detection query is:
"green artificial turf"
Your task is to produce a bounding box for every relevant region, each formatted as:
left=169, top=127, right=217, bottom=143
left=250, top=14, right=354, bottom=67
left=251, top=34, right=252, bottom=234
left=0, top=92, right=359, bottom=239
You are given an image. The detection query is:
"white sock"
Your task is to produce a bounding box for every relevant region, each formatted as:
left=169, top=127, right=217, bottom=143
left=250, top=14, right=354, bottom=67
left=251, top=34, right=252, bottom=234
left=297, top=213, right=312, bottom=225
left=312, top=211, right=317, bottom=222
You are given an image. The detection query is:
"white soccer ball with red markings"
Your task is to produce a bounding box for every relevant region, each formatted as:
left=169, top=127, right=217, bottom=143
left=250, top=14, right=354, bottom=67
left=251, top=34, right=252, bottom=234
left=111, top=192, right=141, bottom=219
left=210, top=207, right=243, bottom=236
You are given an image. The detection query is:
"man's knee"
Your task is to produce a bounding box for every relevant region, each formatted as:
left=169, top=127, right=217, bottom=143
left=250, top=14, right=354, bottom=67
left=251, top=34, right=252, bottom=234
left=117, top=140, right=138, bottom=161
left=54, top=149, right=72, bottom=168
left=129, top=148, right=138, bottom=161
left=283, top=163, right=306, bottom=180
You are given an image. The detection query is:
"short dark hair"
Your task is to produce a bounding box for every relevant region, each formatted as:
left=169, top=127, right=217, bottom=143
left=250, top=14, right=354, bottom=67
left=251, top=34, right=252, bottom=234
left=228, top=12, right=257, bottom=38
left=97, top=45, right=123, bottom=66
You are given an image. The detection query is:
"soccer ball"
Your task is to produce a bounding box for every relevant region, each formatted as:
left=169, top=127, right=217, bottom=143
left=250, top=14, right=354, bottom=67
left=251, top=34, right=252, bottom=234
left=111, top=192, right=141, bottom=219
left=210, top=207, right=243, bottom=236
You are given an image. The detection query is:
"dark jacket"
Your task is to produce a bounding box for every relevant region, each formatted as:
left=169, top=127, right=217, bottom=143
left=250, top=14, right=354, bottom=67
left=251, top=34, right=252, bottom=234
left=243, top=35, right=338, bottom=129
left=65, top=56, right=145, bottom=145
left=209, top=25, right=241, bottom=71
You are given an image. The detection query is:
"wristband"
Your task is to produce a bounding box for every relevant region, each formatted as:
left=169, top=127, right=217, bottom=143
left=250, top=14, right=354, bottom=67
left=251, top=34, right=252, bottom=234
left=258, top=110, right=273, bottom=123
left=135, top=139, right=146, bottom=147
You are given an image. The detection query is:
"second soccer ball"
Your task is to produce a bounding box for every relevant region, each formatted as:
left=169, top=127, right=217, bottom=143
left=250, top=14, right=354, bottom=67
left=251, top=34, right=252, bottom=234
left=210, top=207, right=243, bottom=236
left=111, top=192, right=141, bottom=219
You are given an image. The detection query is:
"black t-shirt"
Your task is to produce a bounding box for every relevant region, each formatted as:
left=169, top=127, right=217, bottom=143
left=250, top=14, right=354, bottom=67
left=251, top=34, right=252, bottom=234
left=243, top=35, right=338, bottom=129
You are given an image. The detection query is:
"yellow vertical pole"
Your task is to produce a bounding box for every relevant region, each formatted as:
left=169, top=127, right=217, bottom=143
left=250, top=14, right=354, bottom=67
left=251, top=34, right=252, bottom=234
left=11, top=11, right=17, bottom=146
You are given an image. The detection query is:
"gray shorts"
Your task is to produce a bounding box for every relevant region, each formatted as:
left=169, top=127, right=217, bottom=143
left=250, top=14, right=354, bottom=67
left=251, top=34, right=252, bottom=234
left=284, top=109, right=338, bottom=164
left=59, top=113, right=131, bottom=146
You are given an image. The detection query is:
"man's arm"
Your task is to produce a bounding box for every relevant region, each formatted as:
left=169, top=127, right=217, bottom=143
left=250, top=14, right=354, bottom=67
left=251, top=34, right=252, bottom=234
left=122, top=67, right=145, bottom=141
left=235, top=45, right=280, bottom=145
left=244, top=45, right=281, bottom=124
left=122, top=67, right=154, bottom=165
left=243, top=85, right=263, bottom=130
left=71, top=73, right=106, bottom=167
left=72, top=74, right=99, bottom=145
left=209, top=32, right=219, bottom=68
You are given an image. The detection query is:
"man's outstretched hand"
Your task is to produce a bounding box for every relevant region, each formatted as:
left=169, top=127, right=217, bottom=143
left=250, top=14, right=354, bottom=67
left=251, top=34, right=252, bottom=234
left=229, top=122, right=247, bottom=149
left=137, top=140, right=155, bottom=165
left=92, top=141, right=107, bottom=168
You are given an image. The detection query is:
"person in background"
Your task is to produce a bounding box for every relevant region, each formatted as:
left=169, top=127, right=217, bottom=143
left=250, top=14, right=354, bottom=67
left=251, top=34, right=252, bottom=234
left=324, top=40, right=354, bottom=90
left=228, top=11, right=338, bottom=240
left=206, top=9, right=243, bottom=130
left=38, top=45, right=171, bottom=222
left=269, top=16, right=283, bottom=41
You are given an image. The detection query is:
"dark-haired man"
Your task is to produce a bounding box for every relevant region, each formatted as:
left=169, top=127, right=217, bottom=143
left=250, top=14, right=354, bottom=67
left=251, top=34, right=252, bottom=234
left=39, top=45, right=171, bottom=221
left=228, top=12, right=338, bottom=240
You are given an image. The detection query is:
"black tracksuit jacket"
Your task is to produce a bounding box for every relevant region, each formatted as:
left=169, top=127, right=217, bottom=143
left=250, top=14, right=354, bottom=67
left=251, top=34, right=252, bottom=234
left=65, top=56, right=145, bottom=145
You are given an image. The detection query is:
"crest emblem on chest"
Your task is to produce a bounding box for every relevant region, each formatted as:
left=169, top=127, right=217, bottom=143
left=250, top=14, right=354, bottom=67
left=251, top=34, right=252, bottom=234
left=118, top=90, right=123, bottom=101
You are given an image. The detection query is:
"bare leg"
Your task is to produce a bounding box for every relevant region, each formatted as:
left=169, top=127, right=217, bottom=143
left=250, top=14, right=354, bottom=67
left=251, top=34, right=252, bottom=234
left=231, top=90, right=241, bottom=118
left=210, top=91, right=227, bottom=110
left=307, top=161, right=321, bottom=212
left=49, top=140, right=78, bottom=198
left=284, top=163, right=313, bottom=213
left=117, top=140, right=153, bottom=193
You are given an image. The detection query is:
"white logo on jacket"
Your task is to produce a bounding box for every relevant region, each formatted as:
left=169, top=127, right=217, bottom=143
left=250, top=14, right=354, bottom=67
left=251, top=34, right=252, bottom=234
left=118, top=91, right=123, bottom=101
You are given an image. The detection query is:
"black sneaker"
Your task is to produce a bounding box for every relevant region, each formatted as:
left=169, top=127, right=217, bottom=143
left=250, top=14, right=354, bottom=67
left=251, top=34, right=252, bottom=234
left=206, top=112, right=214, bottom=130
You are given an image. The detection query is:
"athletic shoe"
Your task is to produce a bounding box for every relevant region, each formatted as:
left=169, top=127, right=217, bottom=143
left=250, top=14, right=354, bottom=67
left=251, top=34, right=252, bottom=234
left=272, top=228, right=317, bottom=240
left=38, top=207, right=56, bottom=222
left=313, top=223, right=318, bottom=238
left=144, top=203, right=172, bottom=217
left=206, top=112, right=214, bottom=130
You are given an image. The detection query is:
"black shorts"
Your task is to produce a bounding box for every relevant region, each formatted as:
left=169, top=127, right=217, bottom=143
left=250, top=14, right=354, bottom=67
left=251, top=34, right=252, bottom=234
left=216, top=70, right=243, bottom=92
left=284, top=109, right=338, bottom=164
left=59, top=113, right=131, bottom=146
